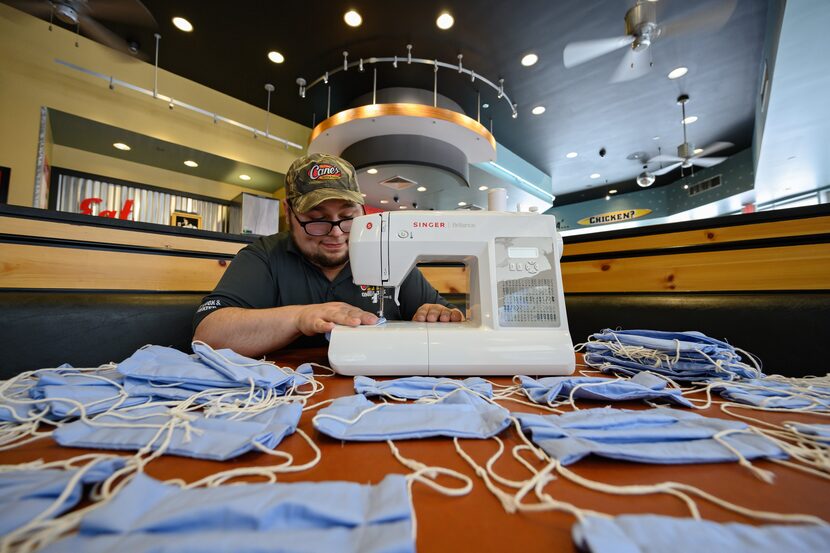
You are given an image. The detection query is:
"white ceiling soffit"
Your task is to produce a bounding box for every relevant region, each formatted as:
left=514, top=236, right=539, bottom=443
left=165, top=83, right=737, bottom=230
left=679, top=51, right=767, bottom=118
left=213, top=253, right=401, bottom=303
left=754, top=0, right=830, bottom=205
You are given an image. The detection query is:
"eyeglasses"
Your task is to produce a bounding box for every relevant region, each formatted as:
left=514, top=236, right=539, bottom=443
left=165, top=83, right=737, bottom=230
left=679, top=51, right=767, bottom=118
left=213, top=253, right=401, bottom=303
left=289, top=206, right=355, bottom=236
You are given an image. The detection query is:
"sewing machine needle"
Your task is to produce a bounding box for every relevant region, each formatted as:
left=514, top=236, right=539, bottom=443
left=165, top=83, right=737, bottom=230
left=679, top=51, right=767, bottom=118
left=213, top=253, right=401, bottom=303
left=378, top=288, right=385, bottom=318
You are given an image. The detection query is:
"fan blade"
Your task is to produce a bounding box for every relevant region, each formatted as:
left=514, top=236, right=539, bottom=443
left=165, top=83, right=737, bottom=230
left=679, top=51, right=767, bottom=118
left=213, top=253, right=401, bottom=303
left=3, top=0, right=54, bottom=19
left=563, top=35, right=634, bottom=68
left=86, top=0, right=157, bottom=28
left=79, top=13, right=131, bottom=52
left=660, top=0, right=737, bottom=40
left=693, top=141, right=734, bottom=159
left=611, top=46, right=652, bottom=82
left=690, top=156, right=727, bottom=168
left=653, top=162, right=682, bottom=176
left=647, top=155, right=683, bottom=164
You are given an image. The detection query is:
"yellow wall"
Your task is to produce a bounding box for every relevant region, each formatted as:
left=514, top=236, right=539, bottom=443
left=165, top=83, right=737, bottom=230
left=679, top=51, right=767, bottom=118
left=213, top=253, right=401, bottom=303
left=0, top=4, right=309, bottom=207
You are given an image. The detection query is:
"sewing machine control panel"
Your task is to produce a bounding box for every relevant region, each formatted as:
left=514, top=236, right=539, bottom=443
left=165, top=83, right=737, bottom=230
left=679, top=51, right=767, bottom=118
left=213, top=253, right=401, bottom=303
left=496, top=237, right=561, bottom=328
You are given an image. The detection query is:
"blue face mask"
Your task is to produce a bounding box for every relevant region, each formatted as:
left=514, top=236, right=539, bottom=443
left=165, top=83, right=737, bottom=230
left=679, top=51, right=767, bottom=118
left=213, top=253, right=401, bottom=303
left=354, top=376, right=494, bottom=400
left=517, top=372, right=692, bottom=407
left=42, top=472, right=414, bottom=553
left=572, top=514, right=830, bottom=553
left=786, top=422, right=830, bottom=443
left=0, top=458, right=125, bottom=535
left=584, top=329, right=762, bottom=382
left=515, top=407, right=786, bottom=466
left=714, top=379, right=830, bottom=410
left=117, top=344, right=311, bottom=391
left=53, top=403, right=302, bottom=461
left=313, top=390, right=510, bottom=441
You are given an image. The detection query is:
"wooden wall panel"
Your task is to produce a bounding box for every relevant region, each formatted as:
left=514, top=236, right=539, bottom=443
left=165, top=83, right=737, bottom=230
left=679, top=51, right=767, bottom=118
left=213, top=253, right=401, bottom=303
left=0, top=216, right=246, bottom=256
left=0, top=243, right=227, bottom=291
left=564, top=216, right=830, bottom=257
left=562, top=244, right=830, bottom=292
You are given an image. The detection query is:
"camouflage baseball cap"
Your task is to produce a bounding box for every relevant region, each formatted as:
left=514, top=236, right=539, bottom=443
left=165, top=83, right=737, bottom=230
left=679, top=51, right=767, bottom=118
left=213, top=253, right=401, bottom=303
left=285, top=153, right=364, bottom=213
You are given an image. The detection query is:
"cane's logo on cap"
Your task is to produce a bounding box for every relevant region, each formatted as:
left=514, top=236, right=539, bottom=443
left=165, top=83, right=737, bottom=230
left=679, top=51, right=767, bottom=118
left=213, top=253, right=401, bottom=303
left=308, top=163, right=342, bottom=181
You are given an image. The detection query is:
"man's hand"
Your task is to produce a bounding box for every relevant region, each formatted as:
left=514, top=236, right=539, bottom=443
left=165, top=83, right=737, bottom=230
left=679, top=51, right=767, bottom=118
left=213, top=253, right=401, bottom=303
left=412, top=303, right=465, bottom=323
left=296, top=302, right=379, bottom=335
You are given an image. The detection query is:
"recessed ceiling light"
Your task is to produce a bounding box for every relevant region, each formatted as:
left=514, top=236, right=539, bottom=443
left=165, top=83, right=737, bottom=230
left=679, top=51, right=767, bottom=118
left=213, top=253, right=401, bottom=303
left=682, top=115, right=698, bottom=124
left=521, top=53, right=538, bottom=67
left=361, top=193, right=367, bottom=197
left=172, top=17, right=193, bottom=32
left=590, top=173, right=601, bottom=179
left=605, top=195, right=611, bottom=200
left=436, top=12, right=454, bottom=30
left=667, top=67, right=688, bottom=80
left=183, top=160, right=198, bottom=167
left=683, top=184, right=689, bottom=189
left=609, top=189, right=617, bottom=194
left=652, top=136, right=660, bottom=140
left=267, top=51, right=285, bottom=64
left=694, top=148, right=704, bottom=155
left=566, top=152, right=578, bottom=159
left=399, top=205, right=408, bottom=209
left=478, top=185, right=488, bottom=191
left=113, top=142, right=130, bottom=151
left=457, top=201, right=467, bottom=206
left=344, top=10, right=362, bottom=27
left=367, top=168, right=378, bottom=174
left=239, top=174, right=251, bottom=181
left=531, top=106, right=546, bottom=116
left=482, top=103, right=489, bottom=109
left=417, top=186, right=427, bottom=192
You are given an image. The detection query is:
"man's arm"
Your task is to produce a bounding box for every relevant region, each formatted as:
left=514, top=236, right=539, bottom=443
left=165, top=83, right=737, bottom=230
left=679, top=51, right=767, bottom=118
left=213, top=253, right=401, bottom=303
left=194, top=302, right=379, bottom=358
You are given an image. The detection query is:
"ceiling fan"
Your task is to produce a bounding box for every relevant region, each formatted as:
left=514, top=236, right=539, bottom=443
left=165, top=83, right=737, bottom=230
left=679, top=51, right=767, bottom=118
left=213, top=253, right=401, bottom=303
left=3, top=0, right=157, bottom=58
left=647, top=94, right=733, bottom=177
left=562, top=0, right=737, bottom=82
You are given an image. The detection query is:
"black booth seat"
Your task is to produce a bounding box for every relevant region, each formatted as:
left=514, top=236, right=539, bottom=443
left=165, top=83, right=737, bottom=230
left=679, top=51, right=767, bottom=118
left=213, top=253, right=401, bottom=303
left=1, top=290, right=827, bottom=379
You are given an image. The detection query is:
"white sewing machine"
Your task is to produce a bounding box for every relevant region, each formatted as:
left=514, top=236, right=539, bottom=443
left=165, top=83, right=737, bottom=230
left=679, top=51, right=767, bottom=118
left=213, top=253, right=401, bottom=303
left=328, top=211, right=575, bottom=376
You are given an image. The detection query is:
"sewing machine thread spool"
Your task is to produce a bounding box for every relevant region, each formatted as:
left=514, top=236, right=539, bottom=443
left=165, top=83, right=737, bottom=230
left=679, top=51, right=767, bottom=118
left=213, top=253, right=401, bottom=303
left=487, top=188, right=507, bottom=211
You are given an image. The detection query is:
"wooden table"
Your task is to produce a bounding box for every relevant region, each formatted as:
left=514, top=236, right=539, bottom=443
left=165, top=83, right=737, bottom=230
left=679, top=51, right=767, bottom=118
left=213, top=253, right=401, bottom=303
left=2, top=349, right=828, bottom=552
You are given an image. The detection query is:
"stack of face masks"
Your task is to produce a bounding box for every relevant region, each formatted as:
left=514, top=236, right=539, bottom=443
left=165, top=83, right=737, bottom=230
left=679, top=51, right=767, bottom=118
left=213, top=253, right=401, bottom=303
left=354, top=376, right=493, bottom=400
left=53, top=403, right=302, bottom=461
left=313, top=390, right=510, bottom=441
left=713, top=379, right=830, bottom=410
left=0, top=458, right=125, bottom=535
left=583, top=329, right=763, bottom=382
left=41, top=472, right=415, bottom=553
left=572, top=515, right=830, bottom=553
left=517, top=372, right=692, bottom=407
left=515, top=407, right=786, bottom=465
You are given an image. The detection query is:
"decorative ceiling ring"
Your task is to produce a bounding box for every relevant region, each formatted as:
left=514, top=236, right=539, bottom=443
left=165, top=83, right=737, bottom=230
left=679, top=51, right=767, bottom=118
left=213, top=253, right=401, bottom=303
left=298, top=48, right=518, bottom=118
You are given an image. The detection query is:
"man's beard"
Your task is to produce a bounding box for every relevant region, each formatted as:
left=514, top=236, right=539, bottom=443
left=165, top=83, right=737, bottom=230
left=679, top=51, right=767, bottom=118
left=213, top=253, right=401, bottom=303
left=291, top=233, right=349, bottom=268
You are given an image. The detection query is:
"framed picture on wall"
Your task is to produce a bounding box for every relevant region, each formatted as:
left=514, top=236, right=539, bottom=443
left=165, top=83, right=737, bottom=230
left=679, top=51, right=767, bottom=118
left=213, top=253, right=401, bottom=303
left=171, top=211, right=202, bottom=229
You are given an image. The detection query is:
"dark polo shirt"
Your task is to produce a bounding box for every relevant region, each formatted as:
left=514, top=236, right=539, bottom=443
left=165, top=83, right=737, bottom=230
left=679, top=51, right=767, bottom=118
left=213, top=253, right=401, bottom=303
left=193, top=231, right=451, bottom=348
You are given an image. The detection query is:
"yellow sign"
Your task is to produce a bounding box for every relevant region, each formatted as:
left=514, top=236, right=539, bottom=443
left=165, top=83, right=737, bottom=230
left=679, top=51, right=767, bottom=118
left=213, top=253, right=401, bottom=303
left=578, top=208, right=652, bottom=226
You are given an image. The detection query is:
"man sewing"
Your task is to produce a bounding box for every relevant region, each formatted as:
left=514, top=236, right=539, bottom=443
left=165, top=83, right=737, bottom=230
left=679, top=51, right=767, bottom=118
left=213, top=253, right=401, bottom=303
left=193, top=153, right=464, bottom=357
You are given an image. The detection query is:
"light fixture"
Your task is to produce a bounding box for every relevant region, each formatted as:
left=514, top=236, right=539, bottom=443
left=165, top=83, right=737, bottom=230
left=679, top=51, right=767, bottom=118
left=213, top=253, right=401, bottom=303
left=667, top=67, right=688, bottom=80
left=652, top=136, right=660, bottom=140
left=457, top=201, right=467, bottom=206
left=683, top=184, right=689, bottom=189
left=268, top=51, right=285, bottom=64
left=361, top=193, right=367, bottom=197
left=481, top=103, right=489, bottom=109
left=380, top=199, right=389, bottom=204
left=590, top=173, right=601, bottom=179
left=172, top=17, right=193, bottom=32
left=521, top=53, right=538, bottom=67
left=367, top=168, right=378, bottom=174
left=436, top=12, right=454, bottom=30
left=609, top=189, right=617, bottom=194
left=344, top=10, right=362, bottom=27
left=694, top=148, right=704, bottom=154
left=605, top=195, right=611, bottom=200
left=682, top=115, right=698, bottom=124
left=239, top=174, right=251, bottom=181
left=183, top=160, right=198, bottom=167
left=478, top=185, right=488, bottom=191
left=113, top=142, right=130, bottom=151
left=637, top=170, right=656, bottom=187
left=531, top=106, right=546, bottom=115
left=417, top=186, right=427, bottom=192
left=566, top=152, right=578, bottom=159
left=399, top=205, right=408, bottom=209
